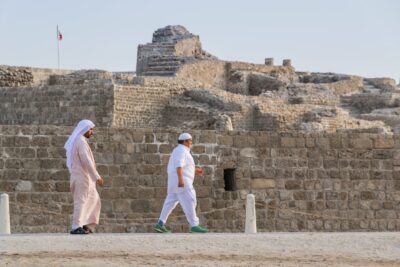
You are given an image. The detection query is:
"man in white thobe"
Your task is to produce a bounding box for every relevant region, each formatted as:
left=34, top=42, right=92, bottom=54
left=64, top=119, right=104, bottom=234
left=154, top=133, right=208, bottom=233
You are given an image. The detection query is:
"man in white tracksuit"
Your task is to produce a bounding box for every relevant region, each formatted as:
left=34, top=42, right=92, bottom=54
left=154, top=133, right=208, bottom=233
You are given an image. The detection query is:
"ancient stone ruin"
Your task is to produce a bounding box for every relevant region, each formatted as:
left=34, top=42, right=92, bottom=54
left=1, top=25, right=400, bottom=233
left=2, top=25, right=399, bottom=133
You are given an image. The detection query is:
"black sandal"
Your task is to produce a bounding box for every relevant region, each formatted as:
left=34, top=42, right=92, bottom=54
left=70, top=227, right=89, bottom=234
left=83, top=225, right=93, bottom=233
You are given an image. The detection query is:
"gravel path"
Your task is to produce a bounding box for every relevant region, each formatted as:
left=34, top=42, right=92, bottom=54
left=1, top=232, right=400, bottom=266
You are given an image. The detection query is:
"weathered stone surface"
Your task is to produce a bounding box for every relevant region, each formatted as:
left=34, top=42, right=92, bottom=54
left=15, top=181, right=32, bottom=191
left=251, top=179, right=275, bottom=189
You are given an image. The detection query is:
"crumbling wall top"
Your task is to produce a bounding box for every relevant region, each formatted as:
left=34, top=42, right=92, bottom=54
left=152, top=25, right=198, bottom=43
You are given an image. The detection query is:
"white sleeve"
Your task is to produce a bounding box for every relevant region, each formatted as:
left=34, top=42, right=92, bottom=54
left=173, top=148, right=186, bottom=169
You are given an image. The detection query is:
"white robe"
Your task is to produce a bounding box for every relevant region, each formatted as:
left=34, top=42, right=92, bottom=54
left=159, top=144, right=199, bottom=227
left=70, top=135, right=101, bottom=228
left=64, top=120, right=101, bottom=229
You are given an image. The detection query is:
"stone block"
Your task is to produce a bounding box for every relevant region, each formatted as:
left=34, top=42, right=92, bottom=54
left=374, top=138, right=394, bottom=149
left=315, top=138, right=330, bottom=150
left=251, top=179, right=275, bottom=189
left=323, top=159, right=338, bottom=169
left=192, top=145, right=206, bottom=154
left=112, top=176, right=127, bottom=187
left=146, top=144, right=158, bottom=153
left=97, top=165, right=109, bottom=176
left=349, top=138, right=373, bottom=149
left=293, top=191, right=307, bottom=200
left=15, top=181, right=32, bottom=191
left=5, top=159, right=21, bottom=169
left=121, top=187, right=138, bottom=199
left=305, top=137, right=315, bottom=148
left=373, top=150, right=392, bottom=159
left=198, top=198, right=212, bottom=212
left=108, top=166, right=120, bottom=176
left=131, top=199, right=151, bottom=212
left=144, top=154, right=161, bottom=164
left=264, top=58, right=274, bottom=65
left=36, top=148, right=49, bottom=158
left=198, top=155, right=210, bottom=165
left=349, top=170, right=369, bottom=180
left=218, top=135, right=233, bottom=146
left=33, top=182, right=54, bottom=192
left=285, top=180, right=301, bottom=190
left=1, top=136, right=15, bottom=147
left=21, top=159, right=40, bottom=169
left=100, top=200, right=112, bottom=213
left=250, top=169, right=264, bottom=179
left=19, top=148, right=36, bottom=158
left=376, top=210, right=397, bottom=219
left=233, top=135, right=256, bottom=148
left=16, top=193, right=31, bottom=203
left=159, top=144, right=173, bottom=154
left=274, top=159, right=297, bottom=168
left=126, top=132, right=142, bottom=143
left=15, top=136, right=30, bottom=147
left=49, top=170, right=69, bottom=181
left=280, top=137, right=296, bottom=148
left=138, top=188, right=154, bottom=199
left=48, top=147, right=66, bottom=158
left=370, top=170, right=388, bottom=180
left=55, top=181, right=70, bottom=192
left=101, top=189, right=122, bottom=199
left=19, top=214, right=47, bottom=226
left=154, top=187, right=167, bottom=198
left=199, top=131, right=217, bottom=144
left=196, top=186, right=211, bottom=197
left=114, top=199, right=131, bottom=212
left=40, top=159, right=65, bottom=169
left=32, top=136, right=50, bottom=147
left=145, top=133, right=154, bottom=143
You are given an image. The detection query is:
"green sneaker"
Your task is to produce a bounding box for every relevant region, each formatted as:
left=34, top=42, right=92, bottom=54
left=154, top=223, right=171, bottom=233
left=190, top=225, right=208, bottom=233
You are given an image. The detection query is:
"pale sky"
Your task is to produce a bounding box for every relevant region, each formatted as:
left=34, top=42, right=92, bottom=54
left=0, top=0, right=399, bottom=82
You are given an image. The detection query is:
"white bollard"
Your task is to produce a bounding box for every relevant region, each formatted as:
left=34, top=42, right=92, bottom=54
left=0, top=193, right=11, bottom=234
left=245, top=193, right=257, bottom=233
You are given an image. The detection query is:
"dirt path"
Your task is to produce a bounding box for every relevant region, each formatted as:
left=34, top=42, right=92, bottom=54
left=1, top=233, right=400, bottom=266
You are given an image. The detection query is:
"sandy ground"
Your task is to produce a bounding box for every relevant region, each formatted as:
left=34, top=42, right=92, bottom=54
left=1, top=232, right=400, bottom=266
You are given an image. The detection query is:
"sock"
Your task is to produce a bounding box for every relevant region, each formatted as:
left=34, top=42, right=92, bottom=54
left=71, top=224, right=81, bottom=230
left=157, top=220, right=164, bottom=226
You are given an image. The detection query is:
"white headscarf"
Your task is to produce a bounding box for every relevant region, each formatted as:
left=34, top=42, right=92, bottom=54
left=64, top=119, right=95, bottom=172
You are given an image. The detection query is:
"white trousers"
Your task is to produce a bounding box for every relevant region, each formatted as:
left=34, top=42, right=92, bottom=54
left=159, top=186, right=199, bottom=227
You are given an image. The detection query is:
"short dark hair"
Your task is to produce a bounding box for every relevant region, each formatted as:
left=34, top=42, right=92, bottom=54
left=178, top=140, right=184, bottom=144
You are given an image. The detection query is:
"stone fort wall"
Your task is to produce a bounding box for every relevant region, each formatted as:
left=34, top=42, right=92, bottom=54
left=0, top=81, right=114, bottom=126
left=1, top=125, right=400, bottom=233
left=0, top=65, right=72, bottom=87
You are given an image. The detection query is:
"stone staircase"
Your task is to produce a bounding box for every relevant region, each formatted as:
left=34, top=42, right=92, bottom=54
left=141, top=55, right=183, bottom=76
left=362, top=80, right=381, bottom=94
left=340, top=80, right=383, bottom=115
left=340, top=94, right=361, bottom=115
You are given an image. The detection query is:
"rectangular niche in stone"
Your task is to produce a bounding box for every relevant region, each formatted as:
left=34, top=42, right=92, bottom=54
left=224, top=168, right=236, bottom=191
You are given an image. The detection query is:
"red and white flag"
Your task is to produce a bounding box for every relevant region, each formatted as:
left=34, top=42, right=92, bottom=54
left=57, top=29, right=63, bottom=41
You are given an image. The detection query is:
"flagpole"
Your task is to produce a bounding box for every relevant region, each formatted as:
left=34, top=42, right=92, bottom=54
left=57, top=25, right=60, bottom=70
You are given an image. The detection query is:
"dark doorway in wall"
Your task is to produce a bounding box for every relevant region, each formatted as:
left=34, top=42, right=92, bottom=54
left=224, top=168, right=236, bottom=191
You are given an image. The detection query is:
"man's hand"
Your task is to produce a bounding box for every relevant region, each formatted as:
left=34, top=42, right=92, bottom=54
left=195, top=167, right=204, bottom=176
left=97, top=177, right=104, bottom=187
left=178, top=180, right=185, bottom=187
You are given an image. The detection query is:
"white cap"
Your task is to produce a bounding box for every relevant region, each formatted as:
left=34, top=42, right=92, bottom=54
left=178, top=133, right=192, bottom=141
